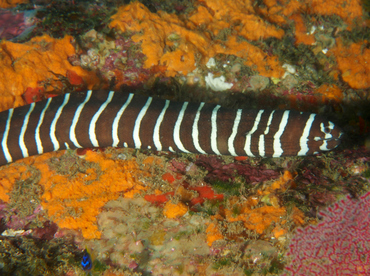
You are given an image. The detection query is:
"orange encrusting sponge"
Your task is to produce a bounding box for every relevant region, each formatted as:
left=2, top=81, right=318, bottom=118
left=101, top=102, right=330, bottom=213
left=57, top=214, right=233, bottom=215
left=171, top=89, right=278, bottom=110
left=0, top=35, right=100, bottom=112
left=1, top=150, right=148, bottom=239
left=109, top=1, right=285, bottom=78
left=38, top=151, right=148, bottom=239
left=330, top=39, right=370, bottom=89
left=0, top=0, right=28, bottom=8
left=163, top=200, right=188, bottom=219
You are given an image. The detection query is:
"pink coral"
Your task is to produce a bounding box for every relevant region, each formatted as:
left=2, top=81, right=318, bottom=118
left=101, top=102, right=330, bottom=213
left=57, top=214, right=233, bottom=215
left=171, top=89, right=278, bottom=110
left=284, top=192, right=370, bottom=275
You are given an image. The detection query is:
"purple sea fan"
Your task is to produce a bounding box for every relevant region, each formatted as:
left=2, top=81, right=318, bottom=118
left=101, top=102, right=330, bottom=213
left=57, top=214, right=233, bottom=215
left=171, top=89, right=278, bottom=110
left=284, top=192, right=370, bottom=275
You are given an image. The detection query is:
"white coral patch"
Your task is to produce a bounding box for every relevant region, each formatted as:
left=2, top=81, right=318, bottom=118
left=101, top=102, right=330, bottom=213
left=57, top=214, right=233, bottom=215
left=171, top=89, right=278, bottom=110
left=206, top=57, right=216, bottom=68
left=205, top=73, right=233, bottom=91
left=282, top=63, right=298, bottom=78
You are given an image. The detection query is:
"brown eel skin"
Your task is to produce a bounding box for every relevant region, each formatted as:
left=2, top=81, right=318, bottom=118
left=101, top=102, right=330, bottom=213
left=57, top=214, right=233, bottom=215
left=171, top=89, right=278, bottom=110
left=0, top=90, right=343, bottom=165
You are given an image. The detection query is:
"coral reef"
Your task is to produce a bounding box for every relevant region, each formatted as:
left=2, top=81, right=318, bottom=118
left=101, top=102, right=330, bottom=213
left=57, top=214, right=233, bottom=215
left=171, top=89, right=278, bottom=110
left=0, top=235, right=80, bottom=275
left=109, top=1, right=285, bottom=78
left=0, top=35, right=100, bottom=111
left=0, top=150, right=149, bottom=239
left=330, top=39, right=370, bottom=89
left=71, top=29, right=155, bottom=90
left=86, top=197, right=212, bottom=275
left=0, top=0, right=368, bottom=274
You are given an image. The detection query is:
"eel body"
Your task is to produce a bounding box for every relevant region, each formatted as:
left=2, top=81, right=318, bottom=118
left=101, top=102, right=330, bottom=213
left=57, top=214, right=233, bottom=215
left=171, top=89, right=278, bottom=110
left=0, top=90, right=342, bottom=166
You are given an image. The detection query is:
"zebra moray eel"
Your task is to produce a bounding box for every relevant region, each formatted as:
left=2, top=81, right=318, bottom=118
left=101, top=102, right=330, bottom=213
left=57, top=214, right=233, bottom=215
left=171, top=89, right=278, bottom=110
left=0, top=90, right=342, bottom=166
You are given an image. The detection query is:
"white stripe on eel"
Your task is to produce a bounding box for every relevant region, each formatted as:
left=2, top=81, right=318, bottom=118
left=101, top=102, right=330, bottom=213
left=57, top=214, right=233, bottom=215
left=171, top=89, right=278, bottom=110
left=173, top=102, right=191, bottom=153
left=89, top=91, right=114, bottom=147
left=1, top=109, right=14, bottom=163
left=244, top=109, right=264, bottom=157
left=70, top=90, right=92, bottom=148
left=112, top=93, right=134, bottom=147
left=227, top=109, right=242, bottom=156
left=192, top=102, right=206, bottom=154
left=35, top=97, right=52, bottom=154
left=211, top=105, right=222, bottom=155
left=273, top=110, right=290, bottom=157
left=298, top=113, right=315, bottom=156
left=19, top=102, right=35, bottom=158
left=50, top=93, right=70, bottom=151
left=153, top=99, right=170, bottom=151
left=133, top=96, right=152, bottom=149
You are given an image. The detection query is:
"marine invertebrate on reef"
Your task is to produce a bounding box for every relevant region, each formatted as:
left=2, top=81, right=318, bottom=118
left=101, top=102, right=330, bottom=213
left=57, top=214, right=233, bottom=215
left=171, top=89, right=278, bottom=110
left=315, top=84, right=343, bottom=102
left=0, top=163, right=28, bottom=202
left=75, top=31, right=154, bottom=89
left=285, top=192, right=370, bottom=275
left=307, top=0, right=363, bottom=27
left=4, top=150, right=148, bottom=239
left=206, top=222, right=224, bottom=246
left=37, top=0, right=115, bottom=38
left=163, top=200, right=188, bottom=218
left=205, top=73, right=233, bottom=91
left=0, top=35, right=100, bottom=111
left=109, top=2, right=285, bottom=77
left=88, top=197, right=212, bottom=274
left=330, top=39, right=370, bottom=89
left=207, top=172, right=305, bottom=247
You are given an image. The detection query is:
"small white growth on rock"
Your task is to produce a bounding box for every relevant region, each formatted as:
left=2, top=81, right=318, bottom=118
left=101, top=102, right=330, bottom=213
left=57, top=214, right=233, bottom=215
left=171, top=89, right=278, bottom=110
left=205, top=73, right=233, bottom=91
left=282, top=63, right=298, bottom=78
left=206, top=57, right=216, bottom=68
left=309, top=25, right=316, bottom=35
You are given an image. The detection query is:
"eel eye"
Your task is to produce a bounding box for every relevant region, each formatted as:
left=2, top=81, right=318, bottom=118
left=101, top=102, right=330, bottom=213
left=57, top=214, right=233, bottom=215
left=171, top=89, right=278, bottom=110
left=323, top=126, right=331, bottom=134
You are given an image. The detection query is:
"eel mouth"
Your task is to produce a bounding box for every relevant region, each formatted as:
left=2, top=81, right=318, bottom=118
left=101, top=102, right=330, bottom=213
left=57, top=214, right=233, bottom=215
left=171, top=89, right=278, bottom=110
left=326, top=133, right=343, bottom=149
